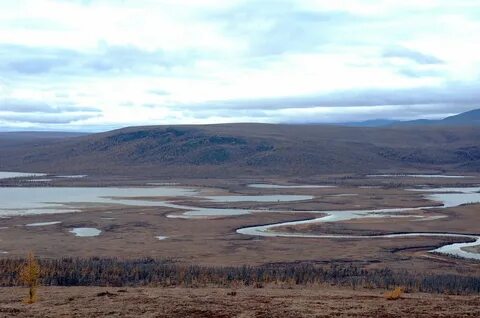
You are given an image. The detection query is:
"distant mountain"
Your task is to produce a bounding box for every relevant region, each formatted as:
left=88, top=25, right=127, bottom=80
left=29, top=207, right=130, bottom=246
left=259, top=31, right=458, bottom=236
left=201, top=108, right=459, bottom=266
left=336, top=119, right=401, bottom=127
left=0, top=131, right=89, bottom=150
left=442, top=108, right=480, bottom=124
left=339, top=108, right=480, bottom=127
left=0, top=131, right=87, bottom=139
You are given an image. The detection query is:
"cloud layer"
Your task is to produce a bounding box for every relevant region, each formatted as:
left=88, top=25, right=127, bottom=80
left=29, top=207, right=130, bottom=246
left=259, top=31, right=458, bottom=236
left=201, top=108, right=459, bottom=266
left=1, top=0, right=480, bottom=131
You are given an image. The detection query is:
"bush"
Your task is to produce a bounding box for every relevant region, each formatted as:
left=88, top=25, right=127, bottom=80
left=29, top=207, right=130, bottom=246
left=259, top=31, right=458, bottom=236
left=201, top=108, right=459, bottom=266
left=384, top=287, right=404, bottom=300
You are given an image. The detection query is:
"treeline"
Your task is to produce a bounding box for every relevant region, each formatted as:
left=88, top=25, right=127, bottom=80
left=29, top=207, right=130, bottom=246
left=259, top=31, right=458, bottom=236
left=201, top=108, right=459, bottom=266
left=0, top=258, right=479, bottom=295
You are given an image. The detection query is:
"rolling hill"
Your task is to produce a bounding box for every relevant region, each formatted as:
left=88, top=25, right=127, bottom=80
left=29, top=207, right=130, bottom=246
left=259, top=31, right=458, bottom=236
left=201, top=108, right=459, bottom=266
left=1, top=124, right=480, bottom=177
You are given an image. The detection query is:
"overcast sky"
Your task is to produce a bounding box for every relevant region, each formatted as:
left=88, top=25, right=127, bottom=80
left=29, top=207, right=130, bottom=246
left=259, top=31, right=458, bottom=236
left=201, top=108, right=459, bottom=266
left=1, top=0, right=480, bottom=131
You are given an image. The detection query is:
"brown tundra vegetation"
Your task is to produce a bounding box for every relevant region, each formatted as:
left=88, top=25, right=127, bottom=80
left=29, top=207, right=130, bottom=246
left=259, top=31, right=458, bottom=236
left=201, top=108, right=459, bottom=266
left=0, top=258, right=479, bottom=295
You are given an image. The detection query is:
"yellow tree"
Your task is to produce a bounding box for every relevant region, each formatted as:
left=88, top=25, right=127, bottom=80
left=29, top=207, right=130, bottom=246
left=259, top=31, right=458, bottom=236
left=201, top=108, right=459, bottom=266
left=19, top=252, right=40, bottom=303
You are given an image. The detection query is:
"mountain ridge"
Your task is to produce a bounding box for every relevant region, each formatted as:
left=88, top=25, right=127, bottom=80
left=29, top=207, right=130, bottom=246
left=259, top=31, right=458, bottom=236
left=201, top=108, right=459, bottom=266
left=337, top=108, right=480, bottom=127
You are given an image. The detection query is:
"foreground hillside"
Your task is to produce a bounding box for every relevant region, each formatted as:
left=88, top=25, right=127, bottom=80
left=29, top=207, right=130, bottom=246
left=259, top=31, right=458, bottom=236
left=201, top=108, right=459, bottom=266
left=1, top=124, right=480, bottom=177
left=1, top=286, right=479, bottom=318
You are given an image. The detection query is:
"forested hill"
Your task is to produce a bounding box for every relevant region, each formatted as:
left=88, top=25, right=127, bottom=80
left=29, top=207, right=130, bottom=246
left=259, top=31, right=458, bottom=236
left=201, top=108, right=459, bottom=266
left=1, top=124, right=480, bottom=177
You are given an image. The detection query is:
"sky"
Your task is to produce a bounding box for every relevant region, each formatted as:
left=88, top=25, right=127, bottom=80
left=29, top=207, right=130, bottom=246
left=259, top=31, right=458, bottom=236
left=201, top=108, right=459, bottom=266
left=1, top=0, right=480, bottom=131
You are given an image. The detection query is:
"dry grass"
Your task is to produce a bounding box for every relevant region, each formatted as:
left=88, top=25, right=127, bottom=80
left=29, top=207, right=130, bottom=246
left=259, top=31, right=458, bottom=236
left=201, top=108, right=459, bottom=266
left=384, top=287, right=404, bottom=300
left=0, top=286, right=479, bottom=318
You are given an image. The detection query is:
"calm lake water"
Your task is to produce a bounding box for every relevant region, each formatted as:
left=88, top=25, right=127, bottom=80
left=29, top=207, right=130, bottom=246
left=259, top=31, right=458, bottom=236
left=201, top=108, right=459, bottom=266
left=0, top=186, right=315, bottom=216
left=0, top=186, right=198, bottom=216
left=70, top=227, right=101, bottom=237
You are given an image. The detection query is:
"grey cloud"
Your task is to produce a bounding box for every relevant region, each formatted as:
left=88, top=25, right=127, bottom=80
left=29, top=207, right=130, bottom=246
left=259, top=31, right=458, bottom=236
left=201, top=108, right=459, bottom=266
left=6, top=18, right=70, bottom=31
left=397, top=68, right=444, bottom=78
left=8, top=57, right=70, bottom=74
left=0, top=101, right=59, bottom=113
left=208, top=0, right=359, bottom=56
left=0, top=44, right=200, bottom=77
left=0, top=99, right=101, bottom=125
left=85, top=45, right=185, bottom=72
left=209, top=1, right=469, bottom=59
left=149, top=89, right=170, bottom=96
left=0, top=45, right=79, bottom=75
left=0, top=113, right=99, bottom=124
left=183, top=108, right=271, bottom=120
left=179, top=82, right=480, bottom=111
left=0, top=100, right=100, bottom=113
left=383, top=46, right=444, bottom=65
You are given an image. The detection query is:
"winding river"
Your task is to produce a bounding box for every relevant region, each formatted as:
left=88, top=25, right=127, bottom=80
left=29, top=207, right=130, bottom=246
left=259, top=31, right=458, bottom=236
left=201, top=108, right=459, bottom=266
left=236, top=186, right=480, bottom=260
left=0, top=173, right=479, bottom=261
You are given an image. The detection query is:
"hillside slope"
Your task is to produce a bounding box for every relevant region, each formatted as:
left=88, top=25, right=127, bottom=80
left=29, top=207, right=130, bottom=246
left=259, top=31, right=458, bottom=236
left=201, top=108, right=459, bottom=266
left=1, top=124, right=480, bottom=177
left=442, top=108, right=480, bottom=125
